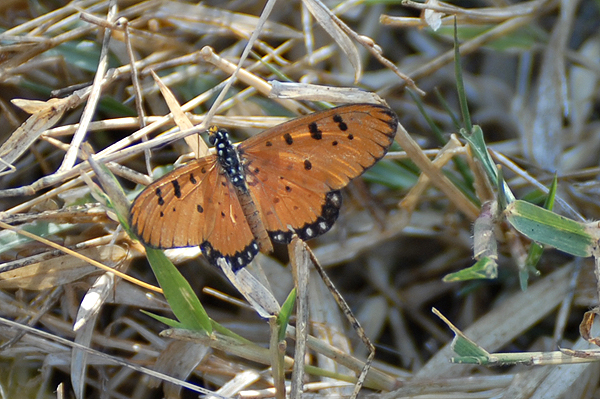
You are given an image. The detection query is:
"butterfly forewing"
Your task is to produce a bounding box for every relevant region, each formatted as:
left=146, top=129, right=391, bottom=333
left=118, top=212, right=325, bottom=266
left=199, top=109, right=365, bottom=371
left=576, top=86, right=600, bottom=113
left=239, top=103, right=398, bottom=242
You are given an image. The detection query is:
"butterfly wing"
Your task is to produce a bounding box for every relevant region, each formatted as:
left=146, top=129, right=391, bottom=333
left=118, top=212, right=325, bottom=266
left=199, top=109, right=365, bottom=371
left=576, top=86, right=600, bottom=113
left=129, top=156, right=259, bottom=270
left=238, top=103, right=398, bottom=242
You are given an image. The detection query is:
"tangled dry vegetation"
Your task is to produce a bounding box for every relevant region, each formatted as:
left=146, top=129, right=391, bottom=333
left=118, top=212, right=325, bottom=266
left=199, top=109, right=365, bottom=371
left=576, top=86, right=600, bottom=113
left=1, top=0, right=600, bottom=398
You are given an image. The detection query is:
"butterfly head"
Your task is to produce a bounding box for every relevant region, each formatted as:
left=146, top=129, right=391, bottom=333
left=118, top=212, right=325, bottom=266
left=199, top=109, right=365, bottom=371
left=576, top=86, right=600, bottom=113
left=208, top=125, right=229, bottom=146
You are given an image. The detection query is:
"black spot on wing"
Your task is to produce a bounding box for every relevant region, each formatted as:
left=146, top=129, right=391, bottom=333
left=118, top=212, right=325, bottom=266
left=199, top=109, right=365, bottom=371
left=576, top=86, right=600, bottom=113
left=284, top=133, right=293, bottom=145
left=332, top=114, right=348, bottom=131
left=304, top=160, right=312, bottom=170
left=172, top=180, right=182, bottom=198
left=155, top=188, right=165, bottom=206
left=308, top=122, right=322, bottom=140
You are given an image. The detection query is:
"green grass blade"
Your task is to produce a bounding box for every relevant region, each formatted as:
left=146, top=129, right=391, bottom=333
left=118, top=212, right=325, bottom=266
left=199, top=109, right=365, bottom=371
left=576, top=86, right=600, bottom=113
left=505, top=200, right=593, bottom=258
left=443, top=257, right=498, bottom=282
left=145, top=248, right=212, bottom=333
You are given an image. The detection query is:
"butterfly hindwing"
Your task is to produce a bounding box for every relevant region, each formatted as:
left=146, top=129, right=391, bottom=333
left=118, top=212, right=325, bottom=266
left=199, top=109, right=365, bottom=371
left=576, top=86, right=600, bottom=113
left=239, top=103, right=398, bottom=242
left=244, top=161, right=343, bottom=243
left=130, top=157, right=258, bottom=269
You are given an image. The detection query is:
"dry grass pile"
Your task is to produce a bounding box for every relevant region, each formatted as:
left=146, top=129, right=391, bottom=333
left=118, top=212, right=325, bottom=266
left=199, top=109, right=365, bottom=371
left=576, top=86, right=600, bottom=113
left=0, top=0, right=599, bottom=398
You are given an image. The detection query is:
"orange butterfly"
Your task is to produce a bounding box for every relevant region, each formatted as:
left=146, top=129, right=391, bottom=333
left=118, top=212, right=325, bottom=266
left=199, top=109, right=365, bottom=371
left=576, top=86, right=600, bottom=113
left=130, top=104, right=398, bottom=271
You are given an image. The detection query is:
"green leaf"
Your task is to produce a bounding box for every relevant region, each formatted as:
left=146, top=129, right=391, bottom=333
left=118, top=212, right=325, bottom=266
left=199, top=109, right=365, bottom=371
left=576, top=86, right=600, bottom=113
left=362, top=160, right=418, bottom=189
left=519, top=176, right=558, bottom=289
left=443, top=257, right=498, bottom=282
left=434, top=25, right=544, bottom=51
left=53, top=40, right=119, bottom=73
left=140, top=310, right=185, bottom=329
left=99, top=96, right=136, bottom=117
left=277, top=288, right=296, bottom=342
left=145, top=248, right=212, bottom=333
left=453, top=19, right=472, bottom=134
left=505, top=200, right=593, bottom=258
left=0, top=222, right=74, bottom=255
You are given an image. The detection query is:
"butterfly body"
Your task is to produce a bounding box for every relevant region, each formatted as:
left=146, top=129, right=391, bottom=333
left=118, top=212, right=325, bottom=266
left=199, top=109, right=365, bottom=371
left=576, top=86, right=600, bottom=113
left=130, top=103, right=398, bottom=271
left=209, top=127, right=273, bottom=262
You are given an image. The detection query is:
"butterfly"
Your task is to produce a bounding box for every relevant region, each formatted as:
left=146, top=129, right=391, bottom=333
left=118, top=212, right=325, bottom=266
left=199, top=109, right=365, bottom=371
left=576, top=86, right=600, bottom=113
left=130, top=103, right=398, bottom=271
